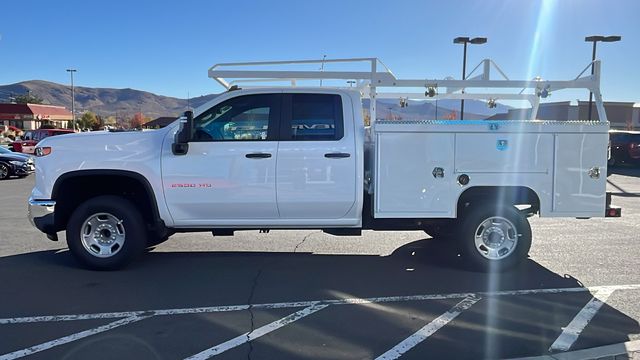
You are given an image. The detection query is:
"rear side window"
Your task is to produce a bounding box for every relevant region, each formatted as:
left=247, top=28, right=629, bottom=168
left=282, top=94, right=343, bottom=141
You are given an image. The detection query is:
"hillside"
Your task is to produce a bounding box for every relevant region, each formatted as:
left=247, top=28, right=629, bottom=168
left=0, top=80, right=217, bottom=119
left=0, top=80, right=510, bottom=120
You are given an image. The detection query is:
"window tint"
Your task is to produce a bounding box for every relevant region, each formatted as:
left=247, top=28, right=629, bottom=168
left=285, top=94, right=343, bottom=141
left=192, top=94, right=279, bottom=141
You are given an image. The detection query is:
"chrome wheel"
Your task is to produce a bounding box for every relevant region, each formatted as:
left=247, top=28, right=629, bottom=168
left=80, top=213, right=126, bottom=258
left=0, top=164, right=8, bottom=179
left=474, top=216, right=518, bottom=260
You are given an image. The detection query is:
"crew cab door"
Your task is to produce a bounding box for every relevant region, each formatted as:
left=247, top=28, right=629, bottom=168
left=276, top=93, right=357, bottom=220
left=162, top=93, right=281, bottom=225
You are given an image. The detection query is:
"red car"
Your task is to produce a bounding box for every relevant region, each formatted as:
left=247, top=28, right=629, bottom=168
left=609, top=130, right=640, bottom=167
left=13, top=128, right=75, bottom=154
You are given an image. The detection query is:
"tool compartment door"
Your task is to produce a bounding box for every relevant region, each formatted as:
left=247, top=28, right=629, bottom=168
left=552, top=133, right=608, bottom=216
left=374, top=132, right=454, bottom=218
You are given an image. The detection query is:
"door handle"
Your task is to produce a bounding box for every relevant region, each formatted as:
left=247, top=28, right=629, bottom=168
left=324, top=152, right=351, bottom=159
left=245, top=153, right=272, bottom=159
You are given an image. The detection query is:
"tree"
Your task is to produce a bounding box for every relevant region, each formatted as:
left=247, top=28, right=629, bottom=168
left=129, top=112, right=146, bottom=129
left=104, top=116, right=117, bottom=127
left=13, top=93, right=44, bottom=104
left=78, top=111, right=99, bottom=130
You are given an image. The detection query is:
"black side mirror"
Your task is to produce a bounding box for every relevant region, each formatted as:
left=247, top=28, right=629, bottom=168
left=172, top=110, right=193, bottom=155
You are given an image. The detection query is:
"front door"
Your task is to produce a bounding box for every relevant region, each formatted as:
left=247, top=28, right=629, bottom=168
left=162, top=93, right=281, bottom=226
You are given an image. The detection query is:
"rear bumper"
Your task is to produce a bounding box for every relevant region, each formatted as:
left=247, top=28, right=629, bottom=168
left=28, top=197, right=57, bottom=239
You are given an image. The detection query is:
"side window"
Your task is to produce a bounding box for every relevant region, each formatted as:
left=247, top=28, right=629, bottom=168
left=191, top=94, right=280, bottom=141
left=282, top=94, right=343, bottom=141
left=23, top=131, right=33, bottom=140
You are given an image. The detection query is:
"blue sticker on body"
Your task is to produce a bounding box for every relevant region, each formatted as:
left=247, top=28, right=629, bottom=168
left=497, top=140, right=508, bottom=151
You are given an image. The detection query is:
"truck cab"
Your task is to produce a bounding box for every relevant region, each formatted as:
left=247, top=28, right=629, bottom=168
left=162, top=88, right=364, bottom=228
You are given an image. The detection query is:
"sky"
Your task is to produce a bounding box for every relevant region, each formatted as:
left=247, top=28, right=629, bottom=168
left=0, top=0, right=638, bottom=105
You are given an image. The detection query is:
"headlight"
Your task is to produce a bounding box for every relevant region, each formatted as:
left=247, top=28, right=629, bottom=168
left=9, top=160, right=24, bottom=166
left=34, top=147, right=52, bottom=157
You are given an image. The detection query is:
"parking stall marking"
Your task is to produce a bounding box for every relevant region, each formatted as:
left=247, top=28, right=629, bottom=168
left=1, top=284, right=639, bottom=360
left=0, top=315, right=153, bottom=360
left=375, top=295, right=481, bottom=360
left=185, top=303, right=329, bottom=359
left=548, top=288, right=616, bottom=352
left=2, top=284, right=639, bottom=325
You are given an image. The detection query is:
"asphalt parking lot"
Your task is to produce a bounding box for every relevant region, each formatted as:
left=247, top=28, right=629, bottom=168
left=1, top=169, right=640, bottom=360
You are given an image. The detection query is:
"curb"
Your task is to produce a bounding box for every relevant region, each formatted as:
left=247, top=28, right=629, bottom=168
left=508, top=340, right=640, bottom=360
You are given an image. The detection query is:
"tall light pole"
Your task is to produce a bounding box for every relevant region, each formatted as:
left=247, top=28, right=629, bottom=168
left=585, top=35, right=621, bottom=121
left=66, top=69, right=77, bottom=130
left=453, top=37, right=487, bottom=120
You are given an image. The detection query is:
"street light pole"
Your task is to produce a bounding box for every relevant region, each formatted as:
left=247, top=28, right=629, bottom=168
left=585, top=35, right=621, bottom=121
left=453, top=37, right=487, bottom=120
left=66, top=69, right=77, bottom=130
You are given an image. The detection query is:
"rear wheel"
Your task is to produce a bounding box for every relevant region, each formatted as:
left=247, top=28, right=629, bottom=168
left=457, top=204, right=531, bottom=272
left=66, top=195, right=146, bottom=270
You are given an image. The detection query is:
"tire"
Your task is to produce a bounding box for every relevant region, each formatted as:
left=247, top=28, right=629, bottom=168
left=423, top=220, right=456, bottom=239
left=66, top=195, right=147, bottom=270
left=147, top=231, right=170, bottom=248
left=457, top=204, right=531, bottom=272
left=0, top=163, right=9, bottom=180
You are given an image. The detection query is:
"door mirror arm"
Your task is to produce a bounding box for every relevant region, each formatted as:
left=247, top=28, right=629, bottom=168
left=172, top=110, right=193, bottom=155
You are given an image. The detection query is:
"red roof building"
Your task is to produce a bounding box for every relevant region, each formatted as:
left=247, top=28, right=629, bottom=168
left=0, top=103, right=72, bottom=130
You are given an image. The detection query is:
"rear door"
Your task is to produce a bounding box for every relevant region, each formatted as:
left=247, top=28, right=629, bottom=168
left=276, top=93, right=357, bottom=220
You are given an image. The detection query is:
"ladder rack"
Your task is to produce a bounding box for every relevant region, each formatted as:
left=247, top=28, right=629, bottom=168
left=208, top=57, right=607, bottom=123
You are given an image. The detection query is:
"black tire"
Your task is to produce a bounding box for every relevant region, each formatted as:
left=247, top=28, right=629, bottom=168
left=457, top=204, right=531, bottom=272
left=66, top=195, right=147, bottom=270
left=0, top=163, right=10, bottom=180
left=423, top=220, right=456, bottom=239
left=147, top=231, right=170, bottom=248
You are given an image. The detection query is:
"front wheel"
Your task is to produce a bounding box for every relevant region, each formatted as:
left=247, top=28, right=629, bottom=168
left=457, top=204, right=531, bottom=272
left=0, top=163, right=9, bottom=180
left=66, top=195, right=147, bottom=270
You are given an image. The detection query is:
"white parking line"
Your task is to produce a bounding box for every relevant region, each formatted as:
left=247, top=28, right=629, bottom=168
left=0, top=315, right=152, bottom=360
left=1, top=284, right=638, bottom=325
left=548, top=288, right=615, bottom=352
left=185, top=303, right=329, bottom=359
left=374, top=295, right=481, bottom=360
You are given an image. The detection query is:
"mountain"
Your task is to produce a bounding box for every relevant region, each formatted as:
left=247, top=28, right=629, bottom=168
left=0, top=80, right=510, bottom=120
left=0, top=80, right=218, bottom=119
left=366, top=99, right=510, bottom=120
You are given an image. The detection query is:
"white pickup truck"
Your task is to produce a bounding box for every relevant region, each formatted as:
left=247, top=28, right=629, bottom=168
left=28, top=58, right=620, bottom=270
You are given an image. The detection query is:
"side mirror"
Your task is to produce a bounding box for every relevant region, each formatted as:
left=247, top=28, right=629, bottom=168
left=172, top=110, right=193, bottom=155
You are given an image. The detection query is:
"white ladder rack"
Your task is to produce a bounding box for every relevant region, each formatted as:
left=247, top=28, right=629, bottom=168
left=208, top=57, right=607, bottom=123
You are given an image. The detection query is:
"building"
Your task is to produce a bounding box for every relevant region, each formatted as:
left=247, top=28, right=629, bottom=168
left=142, top=116, right=177, bottom=129
left=0, top=103, right=72, bottom=130
left=487, top=101, right=639, bottom=130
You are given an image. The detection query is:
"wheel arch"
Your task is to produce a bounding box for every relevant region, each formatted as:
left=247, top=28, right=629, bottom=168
left=456, top=186, right=541, bottom=217
left=51, top=170, right=164, bottom=232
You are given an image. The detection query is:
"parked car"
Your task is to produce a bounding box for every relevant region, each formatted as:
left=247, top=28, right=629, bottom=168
left=12, top=128, right=74, bottom=154
left=609, top=130, right=640, bottom=167
left=0, top=146, right=34, bottom=161
left=0, top=149, right=35, bottom=180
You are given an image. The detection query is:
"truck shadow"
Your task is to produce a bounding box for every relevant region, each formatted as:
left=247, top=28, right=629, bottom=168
left=0, top=239, right=638, bottom=360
